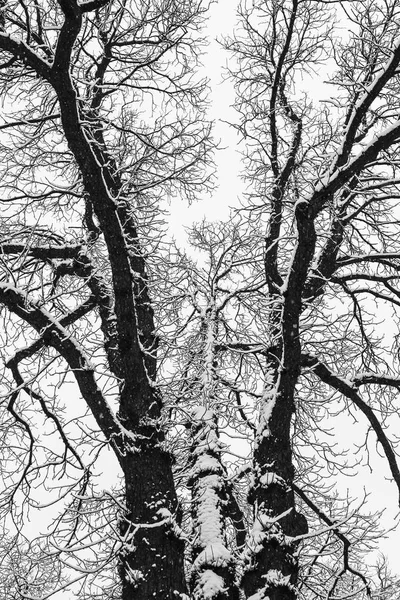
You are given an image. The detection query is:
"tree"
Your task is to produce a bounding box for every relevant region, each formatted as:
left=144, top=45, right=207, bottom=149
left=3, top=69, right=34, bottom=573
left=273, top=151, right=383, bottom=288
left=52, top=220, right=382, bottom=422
left=1, top=0, right=400, bottom=599
left=0, top=1, right=212, bottom=598
left=224, top=0, right=400, bottom=597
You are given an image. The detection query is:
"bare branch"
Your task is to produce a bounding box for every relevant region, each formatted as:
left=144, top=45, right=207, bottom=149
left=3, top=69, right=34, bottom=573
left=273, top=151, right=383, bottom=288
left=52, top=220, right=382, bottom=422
left=302, top=353, right=400, bottom=504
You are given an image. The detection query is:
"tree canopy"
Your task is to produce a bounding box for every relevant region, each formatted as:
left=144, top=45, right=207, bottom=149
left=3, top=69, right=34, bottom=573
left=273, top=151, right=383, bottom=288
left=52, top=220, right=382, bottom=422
left=1, top=0, right=400, bottom=599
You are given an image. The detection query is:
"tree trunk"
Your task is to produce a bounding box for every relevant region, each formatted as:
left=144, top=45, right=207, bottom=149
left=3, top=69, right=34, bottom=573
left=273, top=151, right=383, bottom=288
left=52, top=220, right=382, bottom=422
left=120, top=427, right=187, bottom=600
left=188, top=407, right=239, bottom=600
left=241, top=359, right=308, bottom=599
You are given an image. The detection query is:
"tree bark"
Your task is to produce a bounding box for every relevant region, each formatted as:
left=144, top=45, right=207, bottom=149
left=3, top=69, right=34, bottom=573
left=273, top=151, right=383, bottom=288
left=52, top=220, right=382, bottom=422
left=120, top=435, right=187, bottom=600
left=241, top=361, right=308, bottom=600
left=188, top=408, right=239, bottom=600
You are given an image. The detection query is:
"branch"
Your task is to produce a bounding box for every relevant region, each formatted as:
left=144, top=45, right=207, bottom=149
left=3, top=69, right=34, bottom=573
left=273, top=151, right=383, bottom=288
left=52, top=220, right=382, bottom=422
left=233, top=389, right=256, bottom=432
left=263, top=0, right=301, bottom=293
left=9, top=362, right=85, bottom=469
left=303, top=214, right=344, bottom=300
left=0, top=283, right=124, bottom=455
left=269, top=0, right=299, bottom=176
left=0, top=113, right=60, bottom=131
left=7, top=388, right=35, bottom=500
left=0, top=16, right=158, bottom=416
left=352, top=372, right=400, bottom=389
left=0, top=33, right=51, bottom=79
left=293, top=483, right=371, bottom=597
left=6, top=295, right=97, bottom=368
left=52, top=0, right=82, bottom=73
left=333, top=37, right=400, bottom=171
left=0, top=243, right=83, bottom=260
left=333, top=279, right=400, bottom=309
left=225, top=484, right=247, bottom=548
left=302, top=183, right=358, bottom=301
left=313, top=120, right=400, bottom=214
left=79, top=0, right=110, bottom=12
left=302, top=353, right=400, bottom=505
left=215, top=342, right=272, bottom=356
left=337, top=252, right=400, bottom=267
left=49, top=41, right=153, bottom=414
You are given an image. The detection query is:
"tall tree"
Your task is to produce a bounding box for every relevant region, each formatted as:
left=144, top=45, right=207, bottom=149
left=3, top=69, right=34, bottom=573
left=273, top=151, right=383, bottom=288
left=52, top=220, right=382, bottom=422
left=1, top=0, right=400, bottom=599
left=224, top=0, right=400, bottom=598
left=0, top=0, right=212, bottom=598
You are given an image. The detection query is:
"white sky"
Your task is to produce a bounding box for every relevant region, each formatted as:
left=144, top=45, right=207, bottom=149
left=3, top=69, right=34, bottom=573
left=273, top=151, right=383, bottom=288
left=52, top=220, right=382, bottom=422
left=167, top=0, right=244, bottom=239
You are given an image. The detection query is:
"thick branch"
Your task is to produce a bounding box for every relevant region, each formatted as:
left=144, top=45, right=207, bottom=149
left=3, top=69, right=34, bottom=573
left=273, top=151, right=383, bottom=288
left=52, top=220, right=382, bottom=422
left=0, top=33, right=51, bottom=77
left=333, top=38, right=400, bottom=171
left=6, top=295, right=97, bottom=368
left=269, top=0, right=299, bottom=176
left=337, top=252, right=400, bottom=267
left=52, top=0, right=82, bottom=72
left=302, top=353, right=400, bottom=504
left=264, top=0, right=301, bottom=293
left=0, top=283, right=125, bottom=457
left=352, top=372, right=400, bottom=389
left=313, top=120, right=400, bottom=214
left=1, top=19, right=158, bottom=419
left=293, top=483, right=371, bottom=596
left=0, top=243, right=83, bottom=260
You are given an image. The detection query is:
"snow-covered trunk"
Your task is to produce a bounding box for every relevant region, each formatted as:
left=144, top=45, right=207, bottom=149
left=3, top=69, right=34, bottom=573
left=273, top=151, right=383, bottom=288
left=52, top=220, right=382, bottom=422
left=241, top=362, right=307, bottom=600
left=187, top=304, right=239, bottom=600
left=119, top=410, right=187, bottom=600
left=242, top=208, right=314, bottom=599
left=188, top=408, right=239, bottom=600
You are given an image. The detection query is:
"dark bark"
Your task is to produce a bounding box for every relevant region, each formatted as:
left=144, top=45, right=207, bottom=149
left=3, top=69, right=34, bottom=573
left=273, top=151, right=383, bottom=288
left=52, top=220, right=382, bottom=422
left=242, top=202, right=316, bottom=599
left=119, top=438, right=186, bottom=600
left=241, top=360, right=308, bottom=600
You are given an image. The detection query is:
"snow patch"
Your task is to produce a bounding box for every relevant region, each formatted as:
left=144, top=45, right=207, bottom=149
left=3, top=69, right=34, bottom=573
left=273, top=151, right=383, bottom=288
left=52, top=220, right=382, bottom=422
left=263, top=569, right=292, bottom=587
left=189, top=454, right=223, bottom=478
left=194, top=570, right=226, bottom=599
left=193, top=542, right=232, bottom=570
left=256, top=386, right=278, bottom=438
left=124, top=566, right=144, bottom=586
left=242, top=507, right=293, bottom=563
left=247, top=591, right=266, bottom=600
left=246, top=571, right=294, bottom=600
left=259, top=472, right=288, bottom=489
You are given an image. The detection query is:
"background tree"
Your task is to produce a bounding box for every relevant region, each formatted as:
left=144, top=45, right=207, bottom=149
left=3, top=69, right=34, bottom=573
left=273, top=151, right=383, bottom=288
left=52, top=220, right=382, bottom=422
left=1, top=0, right=400, bottom=600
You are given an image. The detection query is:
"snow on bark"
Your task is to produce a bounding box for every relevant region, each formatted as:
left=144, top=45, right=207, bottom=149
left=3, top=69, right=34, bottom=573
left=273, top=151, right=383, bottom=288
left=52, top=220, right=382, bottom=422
left=240, top=486, right=301, bottom=600
left=241, top=372, right=307, bottom=600
left=256, top=380, right=278, bottom=439
left=188, top=407, right=239, bottom=600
